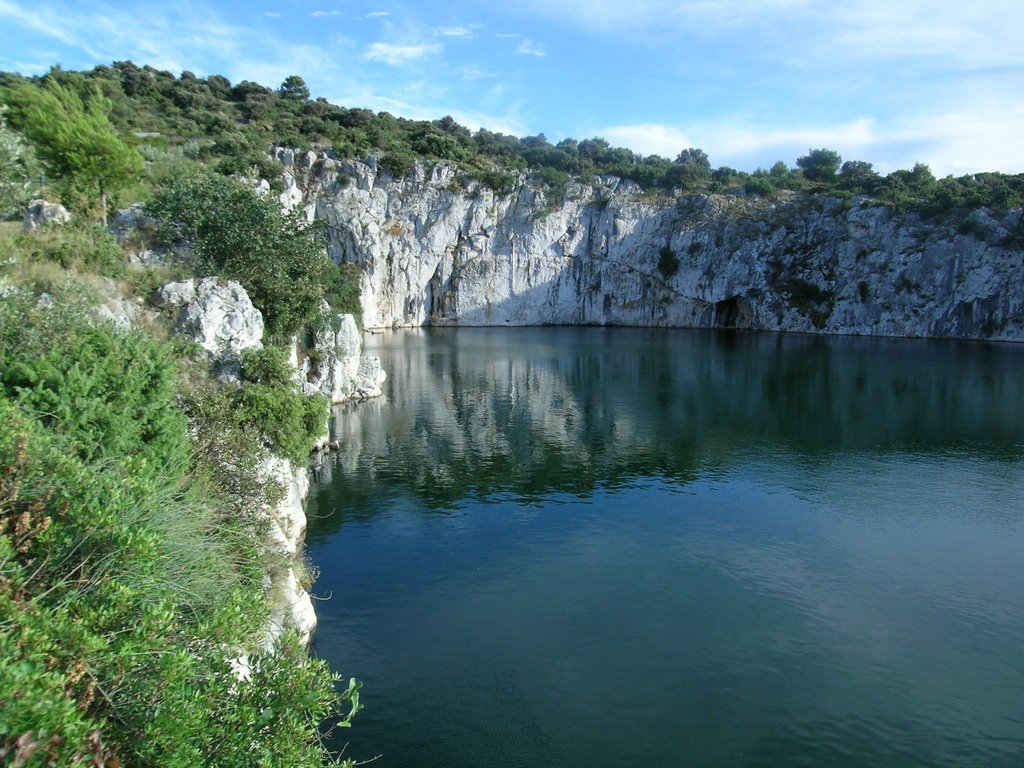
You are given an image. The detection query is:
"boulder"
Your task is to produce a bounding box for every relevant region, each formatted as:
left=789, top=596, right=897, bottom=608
left=22, top=199, right=70, bottom=232
left=154, top=278, right=264, bottom=371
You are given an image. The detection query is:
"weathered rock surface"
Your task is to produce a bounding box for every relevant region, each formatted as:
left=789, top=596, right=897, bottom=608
left=22, top=199, right=71, bottom=232
left=153, top=278, right=264, bottom=371
left=299, top=312, right=387, bottom=402
left=281, top=152, right=1023, bottom=341
left=262, top=456, right=317, bottom=649
left=110, top=205, right=166, bottom=266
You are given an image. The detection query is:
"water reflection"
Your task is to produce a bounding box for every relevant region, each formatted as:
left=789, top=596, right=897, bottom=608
left=312, top=328, right=1023, bottom=526
left=307, top=328, right=1024, bottom=768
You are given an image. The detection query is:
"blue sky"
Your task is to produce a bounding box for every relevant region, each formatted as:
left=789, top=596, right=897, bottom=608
left=2, top=0, right=1022, bottom=176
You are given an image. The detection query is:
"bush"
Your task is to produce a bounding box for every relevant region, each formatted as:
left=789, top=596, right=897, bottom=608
left=657, top=246, right=680, bottom=280
left=325, top=262, right=363, bottom=322
left=14, top=221, right=126, bottom=276
left=225, top=346, right=329, bottom=463
left=0, top=294, right=350, bottom=767
left=145, top=167, right=336, bottom=337
left=0, top=288, right=186, bottom=470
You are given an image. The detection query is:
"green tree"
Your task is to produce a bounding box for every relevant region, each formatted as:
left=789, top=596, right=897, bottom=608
left=838, top=159, right=880, bottom=192
left=278, top=75, right=310, bottom=102
left=796, top=148, right=842, bottom=183
left=666, top=148, right=712, bottom=189
left=145, top=167, right=341, bottom=338
left=4, top=80, right=142, bottom=225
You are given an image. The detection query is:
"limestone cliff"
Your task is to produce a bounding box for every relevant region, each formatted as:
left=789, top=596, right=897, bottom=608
left=150, top=276, right=384, bottom=648
left=277, top=149, right=1023, bottom=341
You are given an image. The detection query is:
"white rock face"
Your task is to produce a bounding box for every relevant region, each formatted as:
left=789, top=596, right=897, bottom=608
left=154, top=278, right=264, bottom=371
left=280, top=153, right=1024, bottom=341
left=299, top=312, right=387, bottom=402
left=262, top=456, right=317, bottom=649
left=22, top=199, right=71, bottom=232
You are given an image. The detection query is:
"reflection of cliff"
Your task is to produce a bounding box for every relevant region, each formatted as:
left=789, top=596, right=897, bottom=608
left=280, top=152, right=1024, bottom=341
left=309, top=328, right=1024, bottom=527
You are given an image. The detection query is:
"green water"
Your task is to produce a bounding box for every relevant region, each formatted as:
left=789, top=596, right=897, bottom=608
left=307, top=328, right=1024, bottom=767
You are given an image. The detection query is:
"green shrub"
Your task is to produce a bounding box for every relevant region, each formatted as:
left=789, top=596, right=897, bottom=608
left=657, top=246, right=680, bottom=280
left=14, top=221, right=126, bottom=276
left=227, top=346, right=329, bottom=463
left=145, top=167, right=336, bottom=337
left=0, top=295, right=350, bottom=767
left=0, top=288, right=187, bottom=470
left=468, top=168, right=517, bottom=194
left=325, top=262, right=363, bottom=322
left=745, top=176, right=774, bottom=196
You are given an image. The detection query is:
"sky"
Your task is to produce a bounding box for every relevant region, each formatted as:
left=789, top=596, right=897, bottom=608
left=1, top=0, right=1022, bottom=176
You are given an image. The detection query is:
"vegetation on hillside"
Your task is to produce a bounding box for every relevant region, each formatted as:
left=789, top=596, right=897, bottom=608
left=0, top=64, right=364, bottom=767
left=0, top=280, right=357, bottom=766
left=3, top=62, right=1022, bottom=219
left=144, top=167, right=339, bottom=338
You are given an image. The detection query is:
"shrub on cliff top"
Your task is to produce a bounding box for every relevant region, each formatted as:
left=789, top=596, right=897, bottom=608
left=145, top=167, right=341, bottom=338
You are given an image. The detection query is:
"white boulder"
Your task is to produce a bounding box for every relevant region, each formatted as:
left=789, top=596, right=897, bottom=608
left=22, top=199, right=71, bottom=232
left=154, top=278, right=264, bottom=370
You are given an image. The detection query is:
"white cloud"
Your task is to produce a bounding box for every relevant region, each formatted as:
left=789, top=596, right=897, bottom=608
left=437, top=26, right=474, bottom=38
left=365, top=11, right=390, bottom=18
left=461, top=66, right=496, bottom=80
left=310, top=10, right=342, bottom=18
left=365, top=41, right=441, bottom=65
left=263, top=11, right=280, bottom=18
left=510, top=0, right=1024, bottom=69
left=600, top=101, right=1024, bottom=176
left=598, top=124, right=696, bottom=158
left=0, top=0, right=81, bottom=45
left=516, top=39, right=546, bottom=57
left=824, top=0, right=1024, bottom=69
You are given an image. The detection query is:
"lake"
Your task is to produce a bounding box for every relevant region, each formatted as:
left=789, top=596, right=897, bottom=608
left=306, top=327, right=1024, bottom=768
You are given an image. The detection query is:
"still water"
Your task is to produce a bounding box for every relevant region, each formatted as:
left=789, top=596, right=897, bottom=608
left=306, top=328, right=1024, bottom=767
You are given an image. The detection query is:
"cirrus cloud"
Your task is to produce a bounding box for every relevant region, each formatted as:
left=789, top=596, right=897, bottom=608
left=365, top=41, right=442, bottom=65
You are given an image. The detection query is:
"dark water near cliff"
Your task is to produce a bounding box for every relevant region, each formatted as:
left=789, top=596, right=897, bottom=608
left=306, top=328, right=1024, bottom=768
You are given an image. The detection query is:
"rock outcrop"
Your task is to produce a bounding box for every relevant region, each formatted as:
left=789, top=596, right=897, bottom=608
left=150, top=276, right=385, bottom=650
left=262, top=456, right=317, bottom=648
left=298, top=312, right=387, bottom=402
left=280, top=151, right=1024, bottom=341
left=152, top=278, right=264, bottom=373
left=22, top=199, right=70, bottom=232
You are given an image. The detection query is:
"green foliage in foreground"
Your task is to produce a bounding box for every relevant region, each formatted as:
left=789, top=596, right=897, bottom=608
left=144, top=167, right=342, bottom=338
left=0, top=289, right=352, bottom=766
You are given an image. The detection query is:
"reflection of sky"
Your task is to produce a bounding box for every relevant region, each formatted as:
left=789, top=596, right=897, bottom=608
left=311, top=456, right=1024, bottom=767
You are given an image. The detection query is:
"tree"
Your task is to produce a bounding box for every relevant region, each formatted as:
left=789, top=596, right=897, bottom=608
left=839, top=160, right=879, bottom=188
left=145, top=167, right=341, bottom=338
left=4, top=80, right=141, bottom=225
left=796, top=148, right=842, bottom=183
left=278, top=75, right=310, bottom=101
left=666, top=147, right=712, bottom=189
